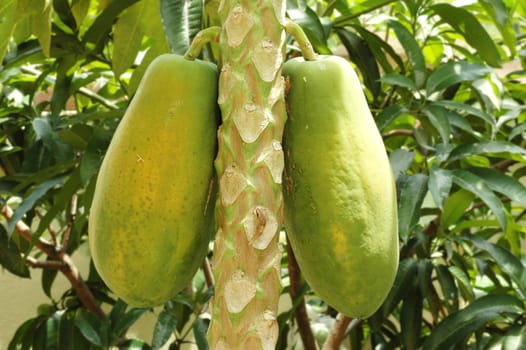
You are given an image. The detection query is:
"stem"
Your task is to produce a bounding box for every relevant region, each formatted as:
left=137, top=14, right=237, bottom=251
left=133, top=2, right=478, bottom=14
left=184, top=26, right=222, bottom=60
left=287, top=239, right=319, bottom=350
left=285, top=20, right=318, bottom=61
left=208, top=1, right=287, bottom=349
left=2, top=205, right=105, bottom=320
left=321, top=314, right=353, bottom=350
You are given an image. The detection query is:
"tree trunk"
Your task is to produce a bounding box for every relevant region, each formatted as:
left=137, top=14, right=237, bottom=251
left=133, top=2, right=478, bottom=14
left=207, top=0, right=287, bottom=349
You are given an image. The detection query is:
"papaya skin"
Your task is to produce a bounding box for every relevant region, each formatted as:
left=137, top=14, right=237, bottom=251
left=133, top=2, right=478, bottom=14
left=283, top=55, right=399, bottom=318
left=89, top=54, right=218, bottom=307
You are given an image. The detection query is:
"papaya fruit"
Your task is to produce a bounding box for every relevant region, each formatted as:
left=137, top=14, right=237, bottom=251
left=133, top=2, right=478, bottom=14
left=282, top=55, right=399, bottom=318
left=89, top=54, right=218, bottom=307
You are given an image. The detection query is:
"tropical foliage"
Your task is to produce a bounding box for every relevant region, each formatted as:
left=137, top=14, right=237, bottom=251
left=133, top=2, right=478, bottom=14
left=0, top=0, right=525, bottom=349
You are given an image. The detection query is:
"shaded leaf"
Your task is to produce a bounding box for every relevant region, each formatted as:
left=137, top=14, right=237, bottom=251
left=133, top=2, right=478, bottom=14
left=161, top=0, right=204, bottom=55
left=435, top=265, right=459, bottom=311
left=429, top=167, right=452, bottom=210
left=119, top=339, right=151, bottom=350
left=452, top=169, right=508, bottom=230
left=449, top=265, right=474, bottom=301
left=6, top=175, right=67, bottom=237
left=422, top=104, right=451, bottom=145
left=74, top=308, right=108, bottom=347
left=398, top=174, right=428, bottom=242
left=114, top=308, right=147, bottom=337
left=193, top=318, right=210, bottom=350
left=426, top=61, right=492, bottom=95
left=503, top=324, right=526, bottom=350
left=423, top=294, right=524, bottom=350
left=432, top=3, right=502, bottom=66
left=380, top=258, right=418, bottom=317
left=376, top=104, right=407, bottom=131
left=336, top=28, right=381, bottom=98
left=0, top=226, right=30, bottom=278
left=389, top=149, right=414, bottom=183
left=400, top=288, right=423, bottom=349
left=152, top=309, right=178, bottom=350
left=433, top=100, right=496, bottom=128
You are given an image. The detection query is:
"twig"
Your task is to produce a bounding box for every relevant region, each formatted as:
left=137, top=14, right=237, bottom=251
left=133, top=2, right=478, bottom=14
left=61, top=194, right=77, bottom=252
left=382, top=129, right=414, bottom=139
left=2, top=204, right=106, bottom=320
left=287, top=238, right=319, bottom=350
left=322, top=313, right=353, bottom=350
left=202, top=256, right=215, bottom=288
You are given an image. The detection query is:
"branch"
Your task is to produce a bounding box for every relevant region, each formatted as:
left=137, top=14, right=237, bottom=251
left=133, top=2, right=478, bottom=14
left=382, top=129, right=413, bottom=139
left=2, top=204, right=105, bottom=320
left=322, top=313, right=353, bottom=350
left=287, top=238, right=319, bottom=350
left=202, top=256, right=215, bottom=288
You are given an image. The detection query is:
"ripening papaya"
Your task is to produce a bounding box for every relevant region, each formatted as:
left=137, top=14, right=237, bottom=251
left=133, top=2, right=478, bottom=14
left=282, top=55, right=399, bottom=318
left=89, top=54, right=218, bottom=307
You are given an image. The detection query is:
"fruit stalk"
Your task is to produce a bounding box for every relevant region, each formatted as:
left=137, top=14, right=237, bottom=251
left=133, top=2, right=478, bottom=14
left=207, top=0, right=287, bottom=348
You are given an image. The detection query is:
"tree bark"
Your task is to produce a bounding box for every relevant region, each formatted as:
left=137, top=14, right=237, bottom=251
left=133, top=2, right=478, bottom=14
left=207, top=1, right=287, bottom=349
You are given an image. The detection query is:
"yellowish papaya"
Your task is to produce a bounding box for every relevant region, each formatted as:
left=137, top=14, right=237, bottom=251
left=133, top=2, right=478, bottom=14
left=89, top=54, right=218, bottom=307
left=283, top=55, right=399, bottom=318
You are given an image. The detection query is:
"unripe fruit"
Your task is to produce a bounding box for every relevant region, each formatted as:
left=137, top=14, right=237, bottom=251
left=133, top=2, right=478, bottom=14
left=89, top=54, right=218, bottom=307
left=283, top=55, right=399, bottom=318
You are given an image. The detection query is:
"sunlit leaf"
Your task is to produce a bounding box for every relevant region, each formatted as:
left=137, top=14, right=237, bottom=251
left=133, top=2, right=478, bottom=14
left=388, top=20, right=426, bottom=88
left=441, top=189, right=475, bottom=228
left=429, top=167, right=452, bottom=210
left=448, top=141, right=526, bottom=163
left=468, top=167, right=526, bottom=204
left=426, top=61, right=492, bottom=95
left=452, top=169, right=508, bottom=230
left=113, top=2, right=145, bottom=77
left=432, top=3, right=502, bottom=66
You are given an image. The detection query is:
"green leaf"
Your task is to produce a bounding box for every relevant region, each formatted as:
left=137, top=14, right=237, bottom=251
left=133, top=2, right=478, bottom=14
left=400, top=288, right=423, bottom=350
left=432, top=3, right=502, bottom=67
left=452, top=169, right=508, bottom=230
left=389, top=149, right=414, bottom=182
left=380, top=258, right=418, bottom=317
left=435, top=265, right=459, bottom=311
left=426, top=61, right=492, bottom=95
left=423, top=294, right=524, bottom=350
left=428, top=167, right=452, bottom=210
left=479, top=0, right=516, bottom=55
left=448, top=141, right=526, bottom=163
left=380, top=73, right=417, bottom=91
left=31, top=0, right=52, bottom=57
left=193, top=318, right=210, bottom=350
left=6, top=175, right=67, bottom=237
left=0, top=0, right=18, bottom=63
left=288, top=7, right=331, bottom=55
left=464, top=234, right=526, bottom=297
left=0, top=226, right=30, bottom=278
left=503, top=325, right=526, bottom=350
left=336, top=28, right=381, bottom=98
left=82, top=0, right=140, bottom=51
left=433, top=100, right=496, bottom=128
left=113, top=308, right=147, bottom=336
left=388, top=20, right=426, bottom=88
left=397, top=174, right=428, bottom=242
left=440, top=189, right=475, bottom=228
left=422, top=104, right=451, bottom=145
left=74, top=308, right=107, bottom=347
left=152, top=309, right=178, bottom=350
left=113, top=1, right=145, bottom=77
left=161, top=0, right=204, bottom=55
left=448, top=265, right=474, bottom=301
left=375, top=104, right=407, bottom=131
left=468, top=167, right=526, bottom=204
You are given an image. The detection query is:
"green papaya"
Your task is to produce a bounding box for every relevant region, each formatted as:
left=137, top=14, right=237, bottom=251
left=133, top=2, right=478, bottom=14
left=282, top=55, right=399, bottom=318
left=89, top=54, right=218, bottom=307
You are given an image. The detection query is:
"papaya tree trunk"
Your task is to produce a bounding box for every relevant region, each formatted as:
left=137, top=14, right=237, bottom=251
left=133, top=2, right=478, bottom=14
left=207, top=0, right=287, bottom=348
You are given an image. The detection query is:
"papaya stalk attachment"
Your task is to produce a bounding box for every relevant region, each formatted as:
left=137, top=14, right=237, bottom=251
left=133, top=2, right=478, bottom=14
left=285, top=20, right=317, bottom=61
left=184, top=26, right=222, bottom=60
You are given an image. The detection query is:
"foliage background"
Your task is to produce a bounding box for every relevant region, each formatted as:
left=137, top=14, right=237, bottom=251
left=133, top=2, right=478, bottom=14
left=0, top=0, right=525, bottom=349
